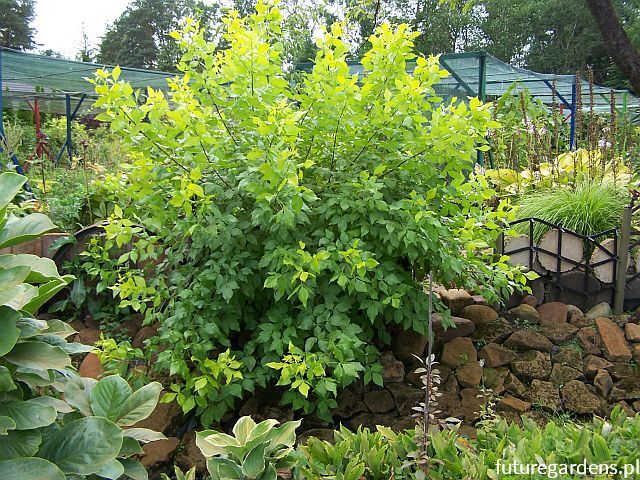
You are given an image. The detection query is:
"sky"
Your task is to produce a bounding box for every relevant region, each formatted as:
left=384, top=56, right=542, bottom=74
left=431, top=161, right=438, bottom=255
left=33, top=0, right=131, bottom=59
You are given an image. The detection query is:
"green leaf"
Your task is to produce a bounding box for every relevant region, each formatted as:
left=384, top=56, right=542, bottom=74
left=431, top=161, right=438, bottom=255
left=22, top=277, right=72, bottom=315
left=256, top=464, right=277, bottom=480
left=267, top=420, right=300, bottom=450
left=242, top=443, right=266, bottom=478
left=115, top=381, right=163, bottom=426
left=207, top=457, right=243, bottom=479
left=0, top=399, right=57, bottom=430
left=196, top=431, right=242, bottom=457
left=0, top=255, right=62, bottom=283
left=232, top=416, right=256, bottom=444
left=123, top=427, right=166, bottom=443
left=39, top=417, right=124, bottom=475
left=90, top=375, right=133, bottom=421
left=0, top=429, right=42, bottom=460
left=0, top=213, right=57, bottom=250
left=0, top=416, right=16, bottom=435
left=0, top=457, right=64, bottom=480
left=0, top=306, right=21, bottom=356
left=0, top=173, right=27, bottom=210
left=94, top=459, right=124, bottom=479
left=64, top=377, right=97, bottom=417
left=3, top=341, right=71, bottom=370
left=120, top=459, right=148, bottom=480
left=0, top=266, right=30, bottom=290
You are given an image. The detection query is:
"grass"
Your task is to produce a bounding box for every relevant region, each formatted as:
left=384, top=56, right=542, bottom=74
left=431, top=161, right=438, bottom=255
left=515, top=181, right=628, bottom=242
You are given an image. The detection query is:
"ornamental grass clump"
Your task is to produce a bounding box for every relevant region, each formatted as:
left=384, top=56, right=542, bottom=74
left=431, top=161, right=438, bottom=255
left=91, top=2, right=530, bottom=426
left=515, top=181, right=628, bottom=241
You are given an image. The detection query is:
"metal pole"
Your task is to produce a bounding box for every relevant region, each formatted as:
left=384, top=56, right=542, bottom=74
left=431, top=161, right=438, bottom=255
left=65, top=94, right=73, bottom=163
left=614, top=205, right=632, bottom=314
left=477, top=51, right=487, bottom=166
left=569, top=80, right=577, bottom=150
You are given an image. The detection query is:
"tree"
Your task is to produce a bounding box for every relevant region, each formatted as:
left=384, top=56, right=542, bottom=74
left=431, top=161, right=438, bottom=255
left=77, top=24, right=95, bottom=62
left=586, top=0, right=640, bottom=93
left=0, top=0, right=35, bottom=50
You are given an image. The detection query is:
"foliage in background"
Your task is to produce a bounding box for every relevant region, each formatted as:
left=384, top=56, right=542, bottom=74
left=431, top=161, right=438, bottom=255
left=0, top=0, right=35, bottom=50
left=91, top=3, right=530, bottom=426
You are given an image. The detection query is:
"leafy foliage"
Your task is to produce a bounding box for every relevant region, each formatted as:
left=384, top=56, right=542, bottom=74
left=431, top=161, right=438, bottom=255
left=91, top=3, right=528, bottom=425
left=0, top=0, right=35, bottom=50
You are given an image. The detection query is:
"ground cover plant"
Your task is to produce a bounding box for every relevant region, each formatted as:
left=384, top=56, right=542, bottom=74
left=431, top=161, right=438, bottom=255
left=90, top=2, right=531, bottom=426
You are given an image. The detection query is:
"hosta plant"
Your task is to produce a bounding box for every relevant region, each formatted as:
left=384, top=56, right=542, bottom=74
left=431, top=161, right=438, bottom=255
left=196, top=416, right=300, bottom=480
left=0, top=172, right=165, bottom=479
left=91, top=2, right=530, bottom=424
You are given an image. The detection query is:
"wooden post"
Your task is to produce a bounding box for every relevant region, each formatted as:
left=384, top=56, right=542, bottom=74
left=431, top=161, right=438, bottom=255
left=614, top=205, right=632, bottom=314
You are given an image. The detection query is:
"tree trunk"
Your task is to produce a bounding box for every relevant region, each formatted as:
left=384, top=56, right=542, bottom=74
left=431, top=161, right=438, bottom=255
left=586, top=0, right=640, bottom=93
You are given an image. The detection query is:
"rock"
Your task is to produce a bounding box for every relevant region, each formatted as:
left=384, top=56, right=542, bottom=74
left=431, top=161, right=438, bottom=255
left=457, top=424, right=478, bottom=439
left=121, top=314, right=144, bottom=338
left=175, top=431, right=206, bottom=474
left=633, top=400, right=640, bottom=411
left=132, top=325, right=158, bottom=349
left=441, top=337, right=477, bottom=368
left=134, top=400, right=183, bottom=435
left=498, top=395, right=531, bottom=413
left=504, top=330, right=552, bottom=353
left=625, top=323, right=640, bottom=342
left=510, top=350, right=552, bottom=381
left=561, top=380, right=607, bottom=415
left=594, top=369, right=614, bottom=398
left=577, top=327, right=602, bottom=356
left=568, top=306, right=591, bottom=328
left=505, top=372, right=527, bottom=396
left=390, top=417, right=416, bottom=432
left=459, top=305, right=498, bottom=326
left=507, top=304, right=540, bottom=324
left=521, top=295, right=538, bottom=307
left=596, top=318, right=632, bottom=362
left=524, top=380, right=560, bottom=411
left=614, top=401, right=635, bottom=417
left=78, top=353, right=103, bottom=379
left=482, top=367, right=509, bottom=395
left=141, top=437, right=180, bottom=468
left=537, top=302, right=568, bottom=325
left=333, top=383, right=367, bottom=418
left=387, top=383, right=424, bottom=416
left=479, top=343, right=516, bottom=368
left=634, top=345, right=640, bottom=363
left=380, top=352, right=405, bottom=383
left=541, top=323, right=578, bottom=344
left=586, top=302, right=612, bottom=321
left=440, top=289, right=474, bottom=315
left=297, top=428, right=335, bottom=445
left=552, top=347, right=582, bottom=371
left=609, top=362, right=639, bottom=381
left=470, top=318, right=513, bottom=344
left=363, top=390, right=396, bottom=413
left=472, top=295, right=489, bottom=306
left=456, top=362, right=482, bottom=388
left=76, top=328, right=101, bottom=346
left=460, top=388, right=485, bottom=423
left=442, top=375, right=459, bottom=394
left=609, top=378, right=640, bottom=402
left=583, top=355, right=614, bottom=380
left=432, top=314, right=475, bottom=342
left=390, top=329, right=428, bottom=363
left=549, top=364, right=583, bottom=386
left=435, top=391, right=462, bottom=419
left=613, top=314, right=631, bottom=328
left=347, top=412, right=396, bottom=431
left=406, top=364, right=451, bottom=388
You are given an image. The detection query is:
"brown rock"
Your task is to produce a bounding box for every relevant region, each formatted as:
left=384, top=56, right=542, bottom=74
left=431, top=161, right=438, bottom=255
left=442, top=374, right=459, bottom=394
left=507, top=304, right=540, bottom=324
left=524, top=380, right=560, bottom=411
left=613, top=314, right=631, bottom=328
left=134, top=400, right=183, bottom=434
left=78, top=353, right=103, bottom=379
left=498, top=395, right=531, bottom=413
left=459, top=305, right=498, bottom=326
left=505, top=372, right=527, bottom=396
left=561, top=380, right=607, bottom=415
left=390, top=329, right=428, bottom=363
left=596, top=318, right=632, bottom=362
left=433, top=314, right=475, bottom=342
left=76, top=328, right=101, bottom=346
left=456, top=362, right=482, bottom=388
left=141, top=437, right=180, bottom=468
left=552, top=347, right=582, bottom=371
left=510, top=350, right=552, bottom=381
left=537, top=302, right=568, bottom=325
left=625, top=323, right=640, bottom=343
left=175, top=431, right=206, bottom=474
left=614, top=401, right=635, bottom=416
left=549, top=364, right=583, bottom=386
left=609, top=378, right=640, bottom=402
left=568, top=307, right=591, bottom=328
left=441, top=337, right=477, bottom=368
left=297, top=428, right=335, bottom=445
left=132, top=325, right=158, bottom=349
left=585, top=302, right=612, bottom=320
left=471, top=318, right=513, bottom=344
left=504, top=330, right=552, bottom=353
left=594, top=369, right=614, bottom=398
left=633, top=400, right=640, bottom=411
left=583, top=355, right=614, bottom=379
left=333, top=384, right=367, bottom=418
left=347, top=412, right=395, bottom=431
left=577, top=327, right=602, bottom=356
left=479, top=343, right=516, bottom=368
left=609, top=362, right=640, bottom=381
left=387, top=383, right=424, bottom=416
left=363, top=390, right=396, bottom=413
left=380, top=352, right=405, bottom=383
left=435, top=391, right=462, bottom=419
left=541, top=323, right=578, bottom=344
left=472, top=295, right=489, bottom=306
left=521, top=295, right=538, bottom=307
left=440, top=289, right=474, bottom=315
left=634, top=344, right=640, bottom=363
left=460, top=388, right=485, bottom=423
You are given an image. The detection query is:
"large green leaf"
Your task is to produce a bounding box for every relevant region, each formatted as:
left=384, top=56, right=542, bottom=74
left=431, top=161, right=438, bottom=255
left=120, top=459, right=148, bottom=480
left=115, top=381, right=162, bottom=426
left=94, top=459, right=124, bottom=479
left=15, top=317, right=48, bottom=338
left=207, top=457, right=243, bottom=479
left=0, top=366, right=16, bottom=392
left=242, top=443, right=266, bottom=478
left=0, top=399, right=57, bottom=430
left=64, top=377, right=97, bottom=417
left=90, top=375, right=133, bottom=421
left=0, top=306, right=21, bottom=357
left=0, top=429, right=42, bottom=460
left=0, top=284, right=38, bottom=311
left=267, top=420, right=300, bottom=450
left=0, top=457, right=64, bottom=480
left=233, top=415, right=256, bottom=444
left=22, top=277, right=73, bottom=315
left=3, top=341, right=71, bottom=370
left=0, top=255, right=62, bottom=283
left=0, top=213, right=57, bottom=250
left=39, top=416, right=124, bottom=475
left=123, top=427, right=166, bottom=443
left=0, top=173, right=26, bottom=210
left=0, top=416, right=16, bottom=435
left=0, top=266, right=30, bottom=290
